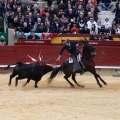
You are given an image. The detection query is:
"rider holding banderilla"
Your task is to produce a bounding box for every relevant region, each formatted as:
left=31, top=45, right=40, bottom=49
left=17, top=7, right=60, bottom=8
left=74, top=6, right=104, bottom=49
left=56, top=39, right=85, bottom=75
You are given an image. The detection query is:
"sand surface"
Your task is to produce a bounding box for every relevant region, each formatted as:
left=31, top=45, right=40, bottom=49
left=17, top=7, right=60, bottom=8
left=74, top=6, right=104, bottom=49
left=0, top=70, right=120, bottom=120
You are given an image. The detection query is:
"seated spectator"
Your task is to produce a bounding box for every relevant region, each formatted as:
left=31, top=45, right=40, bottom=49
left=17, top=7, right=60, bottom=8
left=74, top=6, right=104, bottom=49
left=112, top=0, right=120, bottom=13
left=115, top=4, right=120, bottom=19
left=90, top=7, right=98, bottom=22
left=89, top=31, right=99, bottom=40
left=21, top=22, right=30, bottom=33
left=51, top=17, right=60, bottom=33
left=40, top=5, right=49, bottom=17
left=0, top=35, right=5, bottom=46
left=70, top=17, right=78, bottom=28
left=115, top=23, right=120, bottom=36
left=90, top=24, right=98, bottom=34
left=39, top=22, right=46, bottom=33
left=77, top=12, right=84, bottom=23
left=18, top=32, right=26, bottom=39
left=85, top=1, right=94, bottom=13
left=58, top=23, right=65, bottom=33
left=101, top=33, right=113, bottom=41
left=103, top=18, right=112, bottom=29
left=58, top=0, right=66, bottom=11
left=80, top=24, right=90, bottom=34
left=27, top=29, right=40, bottom=39
left=32, top=22, right=40, bottom=33
left=106, top=26, right=115, bottom=34
left=75, top=4, right=85, bottom=16
left=101, top=0, right=113, bottom=10
left=23, top=1, right=32, bottom=12
left=64, top=23, right=71, bottom=33
left=78, top=18, right=85, bottom=33
left=31, top=4, right=40, bottom=14
left=99, top=25, right=107, bottom=34
left=49, top=4, right=58, bottom=18
left=112, top=20, right=118, bottom=30
left=71, top=23, right=79, bottom=34
left=87, top=17, right=98, bottom=30
left=65, top=8, right=75, bottom=20
left=45, top=21, right=54, bottom=33
left=84, top=12, right=93, bottom=23
left=97, top=18, right=102, bottom=32
left=58, top=9, right=65, bottom=18
left=75, top=0, right=86, bottom=8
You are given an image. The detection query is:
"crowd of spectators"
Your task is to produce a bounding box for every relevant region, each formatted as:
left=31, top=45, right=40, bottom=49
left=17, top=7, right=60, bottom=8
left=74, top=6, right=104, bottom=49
left=0, top=0, right=120, bottom=41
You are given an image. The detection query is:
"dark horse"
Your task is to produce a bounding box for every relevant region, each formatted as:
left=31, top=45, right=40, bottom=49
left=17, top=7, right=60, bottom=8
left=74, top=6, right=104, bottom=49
left=5, top=62, right=53, bottom=88
left=48, top=40, right=107, bottom=88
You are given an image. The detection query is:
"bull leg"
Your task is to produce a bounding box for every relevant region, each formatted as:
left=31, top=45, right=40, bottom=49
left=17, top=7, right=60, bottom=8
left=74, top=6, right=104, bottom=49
left=34, top=80, right=39, bottom=88
left=23, top=78, right=30, bottom=87
left=71, top=73, right=84, bottom=88
left=8, top=73, right=17, bottom=86
left=15, top=77, right=20, bottom=87
left=64, top=75, right=74, bottom=87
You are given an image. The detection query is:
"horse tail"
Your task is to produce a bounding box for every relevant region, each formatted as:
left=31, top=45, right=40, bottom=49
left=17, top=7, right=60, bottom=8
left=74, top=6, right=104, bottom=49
left=4, top=62, right=24, bottom=70
left=48, top=66, right=62, bottom=84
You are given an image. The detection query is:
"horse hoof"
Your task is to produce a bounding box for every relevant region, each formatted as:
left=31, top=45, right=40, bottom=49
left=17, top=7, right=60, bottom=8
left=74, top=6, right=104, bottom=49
left=35, top=86, right=38, bottom=88
left=100, top=85, right=102, bottom=88
left=77, top=84, right=84, bottom=88
left=79, top=85, right=84, bottom=88
left=104, top=82, right=107, bottom=85
left=22, top=85, right=25, bottom=87
left=8, top=83, right=11, bottom=86
left=71, top=85, right=75, bottom=88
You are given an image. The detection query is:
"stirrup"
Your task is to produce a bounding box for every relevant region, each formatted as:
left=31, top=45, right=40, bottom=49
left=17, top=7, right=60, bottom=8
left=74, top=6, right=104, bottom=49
left=80, top=62, right=85, bottom=69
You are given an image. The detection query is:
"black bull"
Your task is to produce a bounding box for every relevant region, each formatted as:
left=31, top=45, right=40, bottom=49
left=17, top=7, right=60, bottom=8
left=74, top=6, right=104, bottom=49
left=5, top=62, right=53, bottom=88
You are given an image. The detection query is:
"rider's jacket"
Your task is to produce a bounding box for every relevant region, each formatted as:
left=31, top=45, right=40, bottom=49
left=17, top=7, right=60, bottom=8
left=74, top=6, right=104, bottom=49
left=59, top=42, right=79, bottom=55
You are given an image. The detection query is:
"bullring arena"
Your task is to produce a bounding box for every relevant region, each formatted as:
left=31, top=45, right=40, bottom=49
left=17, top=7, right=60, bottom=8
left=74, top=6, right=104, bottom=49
left=0, top=41, right=120, bottom=120
left=0, top=68, right=120, bottom=120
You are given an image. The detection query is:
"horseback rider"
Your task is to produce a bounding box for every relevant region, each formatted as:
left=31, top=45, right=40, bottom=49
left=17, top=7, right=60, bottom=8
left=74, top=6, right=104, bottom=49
left=56, top=39, right=85, bottom=75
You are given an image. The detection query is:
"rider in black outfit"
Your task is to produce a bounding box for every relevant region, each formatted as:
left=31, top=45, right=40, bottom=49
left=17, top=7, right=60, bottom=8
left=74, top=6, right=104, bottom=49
left=56, top=39, right=85, bottom=75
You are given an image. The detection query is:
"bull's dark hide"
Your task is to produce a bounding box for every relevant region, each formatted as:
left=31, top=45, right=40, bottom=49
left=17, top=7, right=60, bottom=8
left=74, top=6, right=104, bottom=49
left=5, top=62, right=53, bottom=88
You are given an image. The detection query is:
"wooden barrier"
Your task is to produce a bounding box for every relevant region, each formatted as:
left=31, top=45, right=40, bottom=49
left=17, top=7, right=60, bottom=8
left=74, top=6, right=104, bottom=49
left=0, top=45, right=120, bottom=66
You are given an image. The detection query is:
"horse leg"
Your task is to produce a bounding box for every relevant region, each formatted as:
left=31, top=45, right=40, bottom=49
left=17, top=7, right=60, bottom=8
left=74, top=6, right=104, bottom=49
left=90, top=70, right=103, bottom=88
left=8, top=73, right=17, bottom=86
left=71, top=73, right=84, bottom=88
left=23, top=78, right=31, bottom=87
left=96, top=73, right=107, bottom=85
left=93, top=72, right=107, bottom=85
left=64, top=75, right=74, bottom=87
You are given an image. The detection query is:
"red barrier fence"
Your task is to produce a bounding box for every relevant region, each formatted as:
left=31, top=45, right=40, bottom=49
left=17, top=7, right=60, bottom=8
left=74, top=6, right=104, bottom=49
left=0, top=45, right=120, bottom=66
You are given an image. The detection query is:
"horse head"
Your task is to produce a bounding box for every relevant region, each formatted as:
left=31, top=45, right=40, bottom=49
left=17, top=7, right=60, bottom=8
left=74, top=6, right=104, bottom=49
left=81, top=39, right=96, bottom=57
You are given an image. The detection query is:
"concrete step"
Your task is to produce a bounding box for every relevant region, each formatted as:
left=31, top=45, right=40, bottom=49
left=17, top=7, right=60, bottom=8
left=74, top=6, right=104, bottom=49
left=98, top=11, right=115, bottom=15
left=98, top=11, right=115, bottom=24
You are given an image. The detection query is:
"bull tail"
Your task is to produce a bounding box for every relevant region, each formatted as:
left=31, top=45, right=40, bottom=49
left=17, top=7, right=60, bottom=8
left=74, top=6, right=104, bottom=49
left=4, top=62, right=23, bottom=70
left=48, top=66, right=62, bottom=84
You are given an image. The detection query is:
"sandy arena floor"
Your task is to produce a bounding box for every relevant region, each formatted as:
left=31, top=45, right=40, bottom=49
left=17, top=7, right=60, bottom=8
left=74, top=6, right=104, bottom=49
left=0, top=70, right=120, bottom=120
